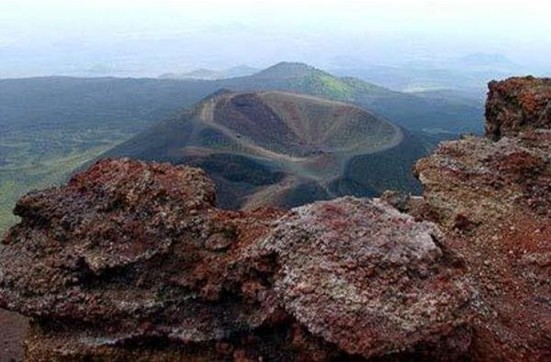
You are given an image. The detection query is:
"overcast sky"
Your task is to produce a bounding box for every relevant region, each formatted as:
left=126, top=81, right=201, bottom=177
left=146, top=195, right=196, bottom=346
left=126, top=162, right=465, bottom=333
left=0, top=0, right=549, bottom=77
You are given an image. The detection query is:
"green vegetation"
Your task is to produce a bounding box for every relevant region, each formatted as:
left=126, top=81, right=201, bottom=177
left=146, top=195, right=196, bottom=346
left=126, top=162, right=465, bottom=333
left=246, top=63, right=483, bottom=133
left=0, top=127, right=133, bottom=233
left=293, top=74, right=354, bottom=100
left=0, top=63, right=482, bottom=230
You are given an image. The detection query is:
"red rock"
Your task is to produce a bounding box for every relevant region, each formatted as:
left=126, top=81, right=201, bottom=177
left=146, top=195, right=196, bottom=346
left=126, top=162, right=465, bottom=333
left=0, top=158, right=472, bottom=361
left=414, top=122, right=550, bottom=360
left=0, top=158, right=289, bottom=360
left=260, top=197, right=471, bottom=359
left=1, top=76, right=550, bottom=361
left=485, top=76, right=551, bottom=140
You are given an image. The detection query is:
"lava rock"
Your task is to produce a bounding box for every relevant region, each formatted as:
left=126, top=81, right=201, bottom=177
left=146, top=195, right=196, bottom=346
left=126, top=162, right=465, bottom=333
left=485, top=76, right=551, bottom=140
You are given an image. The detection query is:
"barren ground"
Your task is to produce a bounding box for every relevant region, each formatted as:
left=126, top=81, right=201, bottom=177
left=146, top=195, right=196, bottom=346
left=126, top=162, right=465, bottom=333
left=0, top=309, right=27, bottom=362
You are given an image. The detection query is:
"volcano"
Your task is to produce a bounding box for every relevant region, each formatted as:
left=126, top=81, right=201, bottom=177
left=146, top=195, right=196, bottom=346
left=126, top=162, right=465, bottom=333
left=105, top=90, right=422, bottom=208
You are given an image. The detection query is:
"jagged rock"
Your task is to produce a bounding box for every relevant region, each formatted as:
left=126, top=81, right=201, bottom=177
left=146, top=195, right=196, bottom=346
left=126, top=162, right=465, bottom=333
left=1, top=77, right=550, bottom=361
left=485, top=76, right=551, bottom=140
left=0, top=158, right=287, bottom=360
left=414, top=131, right=550, bottom=359
left=379, top=190, right=411, bottom=212
left=415, top=130, right=551, bottom=228
left=0, top=158, right=471, bottom=361
left=260, top=197, right=471, bottom=359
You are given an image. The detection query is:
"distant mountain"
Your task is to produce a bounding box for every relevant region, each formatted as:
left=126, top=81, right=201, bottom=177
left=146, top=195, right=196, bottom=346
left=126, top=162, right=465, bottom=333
left=0, top=61, right=481, bottom=229
left=223, top=62, right=483, bottom=133
left=331, top=53, right=523, bottom=95
left=458, top=53, right=515, bottom=67
left=159, top=65, right=259, bottom=80
left=104, top=90, right=423, bottom=209
left=251, top=62, right=324, bottom=79
left=0, top=62, right=483, bottom=134
left=159, top=68, right=219, bottom=80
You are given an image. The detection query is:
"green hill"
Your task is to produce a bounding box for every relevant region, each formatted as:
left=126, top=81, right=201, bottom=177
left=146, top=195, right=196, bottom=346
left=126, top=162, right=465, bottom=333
left=0, top=62, right=482, bottom=230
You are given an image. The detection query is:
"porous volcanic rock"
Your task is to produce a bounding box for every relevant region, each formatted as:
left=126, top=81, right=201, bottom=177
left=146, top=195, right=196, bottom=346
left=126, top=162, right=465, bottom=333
left=414, top=130, right=550, bottom=360
left=485, top=76, right=551, bottom=140
left=1, top=76, right=550, bottom=361
left=0, top=158, right=286, bottom=360
left=260, top=197, right=471, bottom=359
left=0, top=158, right=471, bottom=361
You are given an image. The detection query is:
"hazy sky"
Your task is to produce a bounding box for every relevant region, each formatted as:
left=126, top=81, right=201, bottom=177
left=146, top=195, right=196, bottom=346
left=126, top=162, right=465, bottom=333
left=0, top=0, right=549, bottom=77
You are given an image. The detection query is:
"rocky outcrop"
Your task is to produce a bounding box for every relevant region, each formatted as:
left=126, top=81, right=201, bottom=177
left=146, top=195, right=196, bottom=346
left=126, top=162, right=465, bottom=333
left=413, top=129, right=550, bottom=361
left=0, top=77, right=550, bottom=361
left=262, top=198, right=471, bottom=359
left=0, top=159, right=285, bottom=361
left=0, top=159, right=470, bottom=361
left=485, top=76, right=551, bottom=140
left=414, top=77, right=550, bottom=361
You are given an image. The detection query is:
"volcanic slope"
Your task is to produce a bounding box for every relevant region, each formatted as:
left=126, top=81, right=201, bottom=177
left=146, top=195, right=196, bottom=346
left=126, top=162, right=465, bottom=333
left=106, top=90, right=422, bottom=209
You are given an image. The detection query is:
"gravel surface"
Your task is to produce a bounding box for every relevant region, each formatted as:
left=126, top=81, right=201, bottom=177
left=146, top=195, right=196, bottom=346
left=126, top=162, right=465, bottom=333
left=0, top=309, right=27, bottom=362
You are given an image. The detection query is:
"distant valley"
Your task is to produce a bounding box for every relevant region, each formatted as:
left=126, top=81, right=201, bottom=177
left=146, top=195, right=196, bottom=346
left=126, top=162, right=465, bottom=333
left=0, top=62, right=484, bottom=230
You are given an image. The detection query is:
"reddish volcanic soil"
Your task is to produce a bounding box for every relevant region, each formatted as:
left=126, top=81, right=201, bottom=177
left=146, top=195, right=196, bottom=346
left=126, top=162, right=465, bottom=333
left=0, top=309, right=27, bottom=362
